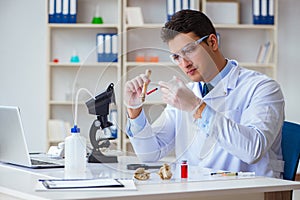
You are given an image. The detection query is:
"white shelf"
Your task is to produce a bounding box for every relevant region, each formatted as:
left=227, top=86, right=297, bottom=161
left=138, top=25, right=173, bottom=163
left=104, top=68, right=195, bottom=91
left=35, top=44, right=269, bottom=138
left=125, top=23, right=164, bottom=29
left=125, top=23, right=275, bottom=30
left=49, top=62, right=119, bottom=68
left=214, top=24, right=275, bottom=30
left=48, top=23, right=119, bottom=29
left=49, top=101, right=86, bottom=105
left=126, top=62, right=176, bottom=67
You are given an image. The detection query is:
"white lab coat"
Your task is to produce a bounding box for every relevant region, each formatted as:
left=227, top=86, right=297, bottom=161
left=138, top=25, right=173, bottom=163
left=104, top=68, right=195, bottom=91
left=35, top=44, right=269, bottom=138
left=127, top=60, right=285, bottom=178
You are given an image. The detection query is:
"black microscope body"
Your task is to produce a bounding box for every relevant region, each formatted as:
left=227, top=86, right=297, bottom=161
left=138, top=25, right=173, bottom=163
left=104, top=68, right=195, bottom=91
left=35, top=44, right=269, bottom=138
left=85, top=83, right=118, bottom=163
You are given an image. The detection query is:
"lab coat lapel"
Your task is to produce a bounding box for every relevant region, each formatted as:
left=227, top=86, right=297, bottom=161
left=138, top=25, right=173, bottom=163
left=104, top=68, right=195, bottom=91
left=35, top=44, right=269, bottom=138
left=204, top=65, right=240, bottom=99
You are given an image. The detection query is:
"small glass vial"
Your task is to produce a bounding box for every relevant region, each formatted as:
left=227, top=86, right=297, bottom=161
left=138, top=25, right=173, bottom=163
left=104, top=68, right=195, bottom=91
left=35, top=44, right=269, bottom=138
left=181, top=160, right=188, bottom=180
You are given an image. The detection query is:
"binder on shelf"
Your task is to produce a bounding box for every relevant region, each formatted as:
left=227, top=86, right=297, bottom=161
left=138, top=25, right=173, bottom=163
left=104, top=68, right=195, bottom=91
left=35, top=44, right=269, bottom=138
left=175, top=0, right=181, bottom=13
left=48, top=0, right=55, bottom=23
left=69, top=0, right=77, bottom=23
left=167, top=0, right=174, bottom=21
left=167, top=0, right=197, bottom=21
left=97, top=34, right=104, bottom=61
left=49, top=0, right=76, bottom=24
left=252, top=0, right=261, bottom=24
left=253, top=0, right=274, bottom=25
left=111, top=35, right=118, bottom=62
left=104, top=34, right=111, bottom=61
left=261, top=0, right=268, bottom=24
left=55, top=0, right=62, bottom=23
left=267, top=0, right=274, bottom=25
left=62, top=0, right=69, bottom=23
left=97, top=33, right=118, bottom=63
left=182, top=0, right=189, bottom=9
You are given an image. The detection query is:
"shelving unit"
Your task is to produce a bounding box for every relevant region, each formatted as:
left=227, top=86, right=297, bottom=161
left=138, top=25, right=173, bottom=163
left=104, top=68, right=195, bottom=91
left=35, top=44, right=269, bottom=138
left=122, top=0, right=195, bottom=153
left=121, top=0, right=278, bottom=154
left=46, top=0, right=123, bottom=150
left=47, top=0, right=278, bottom=155
left=202, top=0, right=278, bottom=78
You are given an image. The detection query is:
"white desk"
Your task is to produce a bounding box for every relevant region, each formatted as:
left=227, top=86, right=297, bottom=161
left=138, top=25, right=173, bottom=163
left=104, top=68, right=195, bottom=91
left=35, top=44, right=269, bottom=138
left=1, top=162, right=300, bottom=200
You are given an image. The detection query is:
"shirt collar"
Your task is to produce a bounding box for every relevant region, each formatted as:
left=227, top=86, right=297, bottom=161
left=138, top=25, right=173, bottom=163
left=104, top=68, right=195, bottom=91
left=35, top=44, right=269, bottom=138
left=209, top=59, right=235, bottom=87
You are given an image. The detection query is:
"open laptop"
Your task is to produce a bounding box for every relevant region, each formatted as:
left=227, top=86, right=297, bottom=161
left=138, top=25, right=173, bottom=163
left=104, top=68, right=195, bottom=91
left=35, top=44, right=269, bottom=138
left=0, top=105, right=64, bottom=168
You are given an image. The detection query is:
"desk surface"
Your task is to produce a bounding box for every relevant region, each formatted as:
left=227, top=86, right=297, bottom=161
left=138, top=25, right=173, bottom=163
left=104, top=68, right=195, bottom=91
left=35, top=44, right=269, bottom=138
left=1, top=161, right=300, bottom=200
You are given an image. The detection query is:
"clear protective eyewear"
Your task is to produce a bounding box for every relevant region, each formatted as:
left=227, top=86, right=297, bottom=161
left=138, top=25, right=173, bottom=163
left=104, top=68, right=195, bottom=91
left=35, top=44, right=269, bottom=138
left=169, top=35, right=209, bottom=65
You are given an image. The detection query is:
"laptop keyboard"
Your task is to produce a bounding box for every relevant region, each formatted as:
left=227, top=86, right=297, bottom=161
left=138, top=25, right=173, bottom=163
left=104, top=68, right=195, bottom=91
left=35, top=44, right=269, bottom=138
left=31, top=159, right=57, bottom=166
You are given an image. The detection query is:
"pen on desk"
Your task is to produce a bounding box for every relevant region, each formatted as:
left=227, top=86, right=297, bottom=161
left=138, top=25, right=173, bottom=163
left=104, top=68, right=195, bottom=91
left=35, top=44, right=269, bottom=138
left=210, top=171, right=230, bottom=175
left=210, top=172, right=255, bottom=177
left=146, top=87, right=158, bottom=95
left=140, top=69, right=152, bottom=102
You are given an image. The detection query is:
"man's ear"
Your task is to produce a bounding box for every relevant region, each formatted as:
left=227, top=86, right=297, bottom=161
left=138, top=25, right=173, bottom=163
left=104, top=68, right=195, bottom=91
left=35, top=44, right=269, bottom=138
left=207, top=34, right=218, bottom=51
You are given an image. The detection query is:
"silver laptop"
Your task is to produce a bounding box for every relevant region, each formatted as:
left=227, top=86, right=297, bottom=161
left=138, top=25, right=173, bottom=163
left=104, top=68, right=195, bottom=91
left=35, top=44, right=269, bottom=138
left=0, top=106, right=64, bottom=168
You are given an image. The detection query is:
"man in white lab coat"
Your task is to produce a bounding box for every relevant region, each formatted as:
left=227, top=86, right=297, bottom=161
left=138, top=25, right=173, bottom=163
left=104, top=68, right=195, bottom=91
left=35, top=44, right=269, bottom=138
left=124, top=10, right=285, bottom=178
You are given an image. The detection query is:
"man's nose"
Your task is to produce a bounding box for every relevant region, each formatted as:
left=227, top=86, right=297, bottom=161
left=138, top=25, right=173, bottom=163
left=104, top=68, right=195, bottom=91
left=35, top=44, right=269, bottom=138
left=180, top=56, right=192, bottom=67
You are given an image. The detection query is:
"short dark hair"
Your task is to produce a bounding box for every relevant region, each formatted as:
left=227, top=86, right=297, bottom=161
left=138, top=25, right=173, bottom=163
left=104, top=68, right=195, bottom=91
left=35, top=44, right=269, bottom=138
left=161, top=10, right=216, bottom=43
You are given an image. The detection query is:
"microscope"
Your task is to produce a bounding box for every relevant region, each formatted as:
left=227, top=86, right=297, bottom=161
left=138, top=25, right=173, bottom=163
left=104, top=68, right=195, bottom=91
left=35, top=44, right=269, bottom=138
left=85, top=83, right=118, bottom=163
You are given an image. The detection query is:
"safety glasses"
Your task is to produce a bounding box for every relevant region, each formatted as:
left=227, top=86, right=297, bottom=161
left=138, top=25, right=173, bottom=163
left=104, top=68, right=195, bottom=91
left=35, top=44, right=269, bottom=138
left=169, top=35, right=209, bottom=65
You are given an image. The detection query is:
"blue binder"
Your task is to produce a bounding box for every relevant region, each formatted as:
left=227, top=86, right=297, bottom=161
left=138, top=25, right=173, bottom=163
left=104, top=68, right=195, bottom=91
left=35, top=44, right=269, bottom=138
left=48, top=0, right=55, bottom=23
left=62, top=0, right=69, bottom=23
left=253, top=0, right=274, bottom=25
left=167, top=0, right=175, bottom=21
left=97, top=34, right=118, bottom=63
left=111, top=34, right=118, bottom=62
left=261, top=0, right=268, bottom=24
left=97, top=34, right=104, bottom=62
left=69, top=0, right=77, bottom=23
left=167, top=0, right=197, bottom=21
left=55, top=0, right=62, bottom=23
left=253, top=0, right=261, bottom=24
left=267, top=0, right=274, bottom=25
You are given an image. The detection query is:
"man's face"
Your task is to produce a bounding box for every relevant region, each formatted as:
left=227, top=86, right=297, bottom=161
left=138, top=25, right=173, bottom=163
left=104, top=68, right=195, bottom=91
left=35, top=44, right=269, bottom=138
left=168, top=32, right=217, bottom=82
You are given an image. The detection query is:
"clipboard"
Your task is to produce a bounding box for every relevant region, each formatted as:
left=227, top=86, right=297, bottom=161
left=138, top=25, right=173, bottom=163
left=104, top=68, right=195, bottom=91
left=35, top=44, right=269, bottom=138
left=40, top=178, right=124, bottom=189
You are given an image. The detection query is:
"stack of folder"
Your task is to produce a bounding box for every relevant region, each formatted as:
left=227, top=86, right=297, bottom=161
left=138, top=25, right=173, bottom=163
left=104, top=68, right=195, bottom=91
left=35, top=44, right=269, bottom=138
left=252, top=0, right=274, bottom=25
left=97, top=34, right=118, bottom=63
left=49, top=0, right=77, bottom=23
left=166, top=0, right=198, bottom=21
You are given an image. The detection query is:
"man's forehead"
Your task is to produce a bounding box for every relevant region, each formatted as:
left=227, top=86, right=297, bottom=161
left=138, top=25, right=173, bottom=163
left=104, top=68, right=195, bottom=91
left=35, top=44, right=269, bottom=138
left=168, top=32, right=198, bottom=53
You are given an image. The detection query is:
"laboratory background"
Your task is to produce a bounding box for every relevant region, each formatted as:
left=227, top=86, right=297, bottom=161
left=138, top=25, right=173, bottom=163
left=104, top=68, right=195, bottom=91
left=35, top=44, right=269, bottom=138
left=0, top=0, right=299, bottom=160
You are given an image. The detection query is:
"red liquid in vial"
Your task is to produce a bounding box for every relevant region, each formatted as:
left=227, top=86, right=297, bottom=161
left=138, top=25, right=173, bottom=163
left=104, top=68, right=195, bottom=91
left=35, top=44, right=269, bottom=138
left=181, top=160, right=188, bottom=179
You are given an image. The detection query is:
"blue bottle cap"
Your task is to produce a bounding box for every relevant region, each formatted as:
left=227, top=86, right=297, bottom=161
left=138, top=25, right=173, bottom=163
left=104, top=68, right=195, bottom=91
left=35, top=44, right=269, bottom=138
left=71, top=125, right=80, bottom=133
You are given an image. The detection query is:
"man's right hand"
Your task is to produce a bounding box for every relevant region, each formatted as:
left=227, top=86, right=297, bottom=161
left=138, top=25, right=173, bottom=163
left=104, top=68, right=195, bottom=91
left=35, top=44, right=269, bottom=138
left=124, top=73, right=150, bottom=118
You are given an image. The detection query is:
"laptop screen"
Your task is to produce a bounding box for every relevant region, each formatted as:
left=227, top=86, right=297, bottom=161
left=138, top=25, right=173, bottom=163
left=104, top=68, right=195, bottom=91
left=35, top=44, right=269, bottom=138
left=0, top=106, right=34, bottom=166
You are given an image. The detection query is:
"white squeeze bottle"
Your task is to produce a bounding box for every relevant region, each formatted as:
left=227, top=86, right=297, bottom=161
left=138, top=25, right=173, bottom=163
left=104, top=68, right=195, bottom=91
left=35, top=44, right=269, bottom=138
left=64, top=125, right=86, bottom=178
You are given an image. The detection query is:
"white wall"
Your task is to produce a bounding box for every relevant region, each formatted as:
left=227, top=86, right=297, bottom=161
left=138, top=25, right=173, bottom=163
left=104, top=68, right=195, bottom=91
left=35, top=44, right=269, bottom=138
left=0, top=0, right=299, bottom=151
left=278, top=0, right=300, bottom=124
left=0, top=0, right=47, bottom=152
